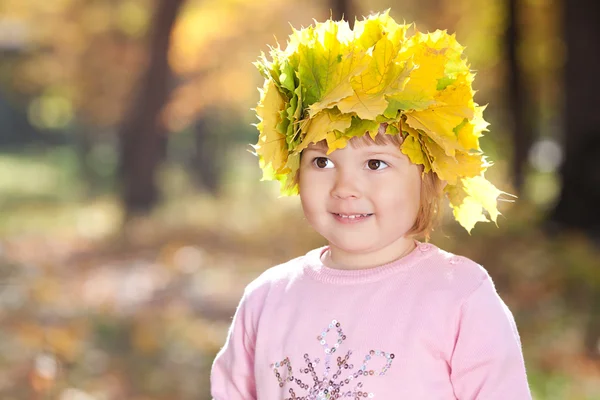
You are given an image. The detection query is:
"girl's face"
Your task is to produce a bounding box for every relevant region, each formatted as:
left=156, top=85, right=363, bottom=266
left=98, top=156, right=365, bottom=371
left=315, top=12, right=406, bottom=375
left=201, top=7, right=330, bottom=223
left=299, top=138, right=422, bottom=269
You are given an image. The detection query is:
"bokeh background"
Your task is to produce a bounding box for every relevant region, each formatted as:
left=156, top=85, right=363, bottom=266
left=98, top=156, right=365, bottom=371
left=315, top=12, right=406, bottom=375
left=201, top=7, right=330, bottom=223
left=1, top=0, right=599, bottom=399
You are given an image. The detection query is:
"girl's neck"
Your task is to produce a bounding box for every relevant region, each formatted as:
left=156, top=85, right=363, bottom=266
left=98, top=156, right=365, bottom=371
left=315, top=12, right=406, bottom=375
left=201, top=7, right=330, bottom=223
left=321, top=237, right=417, bottom=270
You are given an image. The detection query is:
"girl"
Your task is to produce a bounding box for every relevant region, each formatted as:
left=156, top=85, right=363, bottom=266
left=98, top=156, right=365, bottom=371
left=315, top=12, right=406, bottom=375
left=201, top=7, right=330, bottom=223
left=211, top=11, right=531, bottom=399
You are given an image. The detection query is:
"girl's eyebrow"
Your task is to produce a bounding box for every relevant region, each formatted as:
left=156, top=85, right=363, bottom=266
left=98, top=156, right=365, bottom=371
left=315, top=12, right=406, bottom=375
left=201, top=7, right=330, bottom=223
left=363, top=150, right=404, bottom=159
left=303, top=147, right=328, bottom=154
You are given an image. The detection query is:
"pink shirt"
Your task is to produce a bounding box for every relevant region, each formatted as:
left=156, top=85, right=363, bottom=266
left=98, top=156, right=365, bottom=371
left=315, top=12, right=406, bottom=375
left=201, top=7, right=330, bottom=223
left=211, top=242, right=532, bottom=399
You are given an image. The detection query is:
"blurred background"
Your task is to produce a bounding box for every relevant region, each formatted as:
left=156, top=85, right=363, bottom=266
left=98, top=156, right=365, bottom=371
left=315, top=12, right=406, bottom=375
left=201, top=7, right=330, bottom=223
left=0, top=0, right=599, bottom=399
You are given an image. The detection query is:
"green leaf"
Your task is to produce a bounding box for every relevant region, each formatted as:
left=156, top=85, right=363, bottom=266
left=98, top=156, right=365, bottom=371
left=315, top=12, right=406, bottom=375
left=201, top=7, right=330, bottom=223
left=343, top=116, right=380, bottom=138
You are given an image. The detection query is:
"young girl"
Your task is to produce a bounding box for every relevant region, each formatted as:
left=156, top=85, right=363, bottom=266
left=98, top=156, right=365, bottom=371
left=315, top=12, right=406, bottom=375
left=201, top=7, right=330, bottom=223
left=211, top=11, right=532, bottom=399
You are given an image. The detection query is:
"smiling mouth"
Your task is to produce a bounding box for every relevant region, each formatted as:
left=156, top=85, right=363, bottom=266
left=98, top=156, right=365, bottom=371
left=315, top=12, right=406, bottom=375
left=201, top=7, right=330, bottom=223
left=332, top=213, right=373, bottom=219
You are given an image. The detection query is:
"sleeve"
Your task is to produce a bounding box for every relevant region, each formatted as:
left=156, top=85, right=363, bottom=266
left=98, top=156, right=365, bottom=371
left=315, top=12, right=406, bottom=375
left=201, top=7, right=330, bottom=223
left=450, top=275, right=532, bottom=400
left=210, top=291, right=257, bottom=400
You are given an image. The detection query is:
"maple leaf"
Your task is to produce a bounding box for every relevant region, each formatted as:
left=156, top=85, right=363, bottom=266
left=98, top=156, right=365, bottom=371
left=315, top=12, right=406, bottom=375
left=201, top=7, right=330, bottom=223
left=445, top=175, right=511, bottom=232
left=344, top=116, right=380, bottom=139
left=403, top=73, right=476, bottom=157
left=426, top=140, right=484, bottom=185
left=460, top=175, right=507, bottom=223
left=455, top=105, right=488, bottom=151
left=294, top=20, right=367, bottom=114
left=325, top=131, right=349, bottom=153
left=254, top=80, right=288, bottom=176
left=383, top=33, right=449, bottom=116
left=336, top=36, right=413, bottom=120
left=321, top=117, right=382, bottom=153
left=301, top=22, right=371, bottom=117
left=353, top=9, right=409, bottom=50
left=400, top=126, right=427, bottom=169
left=295, top=108, right=353, bottom=152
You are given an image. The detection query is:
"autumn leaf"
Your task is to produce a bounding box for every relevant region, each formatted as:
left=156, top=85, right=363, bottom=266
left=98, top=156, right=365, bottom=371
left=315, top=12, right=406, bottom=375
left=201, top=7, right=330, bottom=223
left=385, top=123, right=400, bottom=135
left=295, top=20, right=365, bottom=111
left=461, top=175, right=507, bottom=223
left=401, top=127, right=426, bottom=167
left=455, top=105, right=488, bottom=151
left=353, top=10, right=409, bottom=51
left=426, top=141, right=484, bottom=185
left=336, top=36, right=413, bottom=120
left=276, top=152, right=301, bottom=195
left=279, top=60, right=296, bottom=93
left=325, top=132, right=350, bottom=153
left=302, top=20, right=371, bottom=117
left=447, top=193, right=489, bottom=233
left=404, top=111, right=464, bottom=157
left=384, top=33, right=448, bottom=112
left=402, top=77, right=475, bottom=158
left=343, top=117, right=380, bottom=139
left=254, top=80, right=288, bottom=176
left=295, top=108, right=353, bottom=152
left=445, top=175, right=510, bottom=232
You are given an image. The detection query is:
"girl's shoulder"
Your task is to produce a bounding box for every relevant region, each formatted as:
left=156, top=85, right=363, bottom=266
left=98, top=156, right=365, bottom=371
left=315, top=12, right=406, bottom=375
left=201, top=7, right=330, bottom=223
left=241, top=247, right=321, bottom=300
left=419, top=242, right=493, bottom=299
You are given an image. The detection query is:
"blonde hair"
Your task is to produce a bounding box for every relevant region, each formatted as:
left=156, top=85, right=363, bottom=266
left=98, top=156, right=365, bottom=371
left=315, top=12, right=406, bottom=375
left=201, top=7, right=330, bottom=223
left=303, top=126, right=446, bottom=240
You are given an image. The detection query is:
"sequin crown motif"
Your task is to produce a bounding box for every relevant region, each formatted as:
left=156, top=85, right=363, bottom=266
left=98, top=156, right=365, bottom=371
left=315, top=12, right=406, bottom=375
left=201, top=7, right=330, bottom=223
left=270, top=319, right=395, bottom=399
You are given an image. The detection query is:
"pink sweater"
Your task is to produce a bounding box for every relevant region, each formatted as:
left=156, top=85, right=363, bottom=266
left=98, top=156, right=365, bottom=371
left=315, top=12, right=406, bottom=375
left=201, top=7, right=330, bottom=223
left=211, top=242, right=532, bottom=399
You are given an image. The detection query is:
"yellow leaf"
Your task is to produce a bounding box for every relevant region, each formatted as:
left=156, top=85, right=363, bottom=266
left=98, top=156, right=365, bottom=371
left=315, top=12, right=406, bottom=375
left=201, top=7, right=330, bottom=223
left=296, top=20, right=369, bottom=114
left=305, top=22, right=370, bottom=116
left=353, top=10, right=409, bottom=51
left=404, top=110, right=465, bottom=157
left=369, top=128, right=378, bottom=141
left=355, top=36, right=409, bottom=95
left=387, top=34, right=448, bottom=109
left=403, top=72, right=477, bottom=157
left=296, top=109, right=353, bottom=152
left=432, top=74, right=475, bottom=119
left=445, top=175, right=510, bottom=232
left=337, top=36, right=413, bottom=119
left=401, top=133, right=426, bottom=165
left=450, top=196, right=489, bottom=233
left=278, top=152, right=301, bottom=195
left=385, top=123, right=399, bottom=135
left=461, top=175, right=506, bottom=223
left=254, top=80, right=288, bottom=175
left=336, top=91, right=390, bottom=120
left=325, top=132, right=349, bottom=153
left=400, top=128, right=425, bottom=165
left=400, top=125, right=432, bottom=173
left=343, top=116, right=380, bottom=139
left=426, top=142, right=484, bottom=185
left=456, top=105, right=488, bottom=151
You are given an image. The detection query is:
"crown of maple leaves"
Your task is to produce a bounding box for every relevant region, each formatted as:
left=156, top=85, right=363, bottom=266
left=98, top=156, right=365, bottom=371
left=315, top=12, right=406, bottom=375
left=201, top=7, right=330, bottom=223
left=252, top=10, right=510, bottom=232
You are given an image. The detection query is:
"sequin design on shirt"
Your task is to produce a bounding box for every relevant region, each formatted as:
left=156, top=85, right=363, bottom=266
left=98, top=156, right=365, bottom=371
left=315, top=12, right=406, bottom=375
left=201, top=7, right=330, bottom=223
left=270, top=319, right=395, bottom=399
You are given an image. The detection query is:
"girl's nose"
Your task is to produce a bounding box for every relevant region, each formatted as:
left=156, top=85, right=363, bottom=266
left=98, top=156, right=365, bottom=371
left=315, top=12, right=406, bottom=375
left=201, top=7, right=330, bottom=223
left=331, top=170, right=361, bottom=199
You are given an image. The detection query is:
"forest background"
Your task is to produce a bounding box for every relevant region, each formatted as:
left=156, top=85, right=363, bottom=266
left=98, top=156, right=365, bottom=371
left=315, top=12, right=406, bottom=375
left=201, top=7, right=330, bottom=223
left=1, top=0, right=599, bottom=399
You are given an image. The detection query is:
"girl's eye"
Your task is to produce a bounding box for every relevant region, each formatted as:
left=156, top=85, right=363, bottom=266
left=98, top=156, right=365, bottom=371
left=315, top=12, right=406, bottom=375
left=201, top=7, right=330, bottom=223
left=367, top=159, right=389, bottom=170
left=313, top=157, right=333, bottom=169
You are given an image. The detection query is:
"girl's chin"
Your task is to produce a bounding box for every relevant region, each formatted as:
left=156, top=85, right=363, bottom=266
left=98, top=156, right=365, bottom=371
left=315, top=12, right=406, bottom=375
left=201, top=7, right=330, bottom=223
left=325, top=241, right=376, bottom=255
left=325, top=235, right=414, bottom=256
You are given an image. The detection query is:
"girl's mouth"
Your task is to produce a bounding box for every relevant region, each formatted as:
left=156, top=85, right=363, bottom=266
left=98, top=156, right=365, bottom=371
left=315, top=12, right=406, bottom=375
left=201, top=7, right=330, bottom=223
left=332, top=213, right=373, bottom=223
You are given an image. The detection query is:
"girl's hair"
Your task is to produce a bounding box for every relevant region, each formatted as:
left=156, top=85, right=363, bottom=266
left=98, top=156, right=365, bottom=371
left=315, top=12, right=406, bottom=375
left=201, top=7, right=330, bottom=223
left=303, top=128, right=446, bottom=240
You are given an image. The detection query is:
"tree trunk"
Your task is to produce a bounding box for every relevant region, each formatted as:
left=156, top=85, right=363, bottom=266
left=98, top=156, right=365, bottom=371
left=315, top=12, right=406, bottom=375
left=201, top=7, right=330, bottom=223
left=550, top=0, right=600, bottom=236
left=192, top=115, right=221, bottom=195
left=551, top=0, right=600, bottom=357
left=118, top=0, right=185, bottom=217
left=506, top=0, right=533, bottom=193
